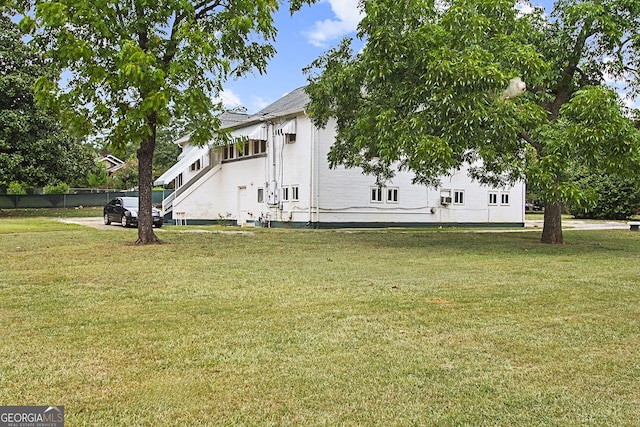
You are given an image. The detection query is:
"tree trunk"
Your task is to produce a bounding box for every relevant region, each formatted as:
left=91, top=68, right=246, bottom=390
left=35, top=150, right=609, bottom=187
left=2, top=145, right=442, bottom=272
left=136, top=122, right=161, bottom=245
left=541, top=202, right=563, bottom=244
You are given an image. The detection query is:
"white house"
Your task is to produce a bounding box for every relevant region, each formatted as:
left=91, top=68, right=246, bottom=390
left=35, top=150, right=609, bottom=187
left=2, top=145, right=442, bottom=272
left=155, top=87, right=525, bottom=228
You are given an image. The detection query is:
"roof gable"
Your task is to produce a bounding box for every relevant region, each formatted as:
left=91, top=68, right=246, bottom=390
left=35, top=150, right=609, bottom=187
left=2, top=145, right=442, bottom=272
left=251, top=87, right=309, bottom=119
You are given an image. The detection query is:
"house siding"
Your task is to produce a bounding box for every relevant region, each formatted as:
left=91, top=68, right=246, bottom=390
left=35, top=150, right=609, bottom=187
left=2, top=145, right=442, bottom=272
left=160, top=89, right=525, bottom=228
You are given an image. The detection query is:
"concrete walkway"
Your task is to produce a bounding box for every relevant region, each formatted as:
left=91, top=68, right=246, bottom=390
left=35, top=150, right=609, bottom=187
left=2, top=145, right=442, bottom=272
left=525, top=219, right=628, bottom=231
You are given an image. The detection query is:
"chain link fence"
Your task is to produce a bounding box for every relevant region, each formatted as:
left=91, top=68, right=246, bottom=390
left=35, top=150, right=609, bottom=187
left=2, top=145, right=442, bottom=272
left=0, top=190, right=173, bottom=209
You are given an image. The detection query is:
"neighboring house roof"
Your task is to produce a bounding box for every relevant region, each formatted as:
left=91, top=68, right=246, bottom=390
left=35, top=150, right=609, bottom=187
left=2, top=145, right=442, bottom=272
left=97, top=154, right=125, bottom=174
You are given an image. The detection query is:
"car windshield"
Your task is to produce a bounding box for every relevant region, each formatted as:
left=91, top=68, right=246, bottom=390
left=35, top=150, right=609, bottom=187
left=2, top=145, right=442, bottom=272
left=122, top=199, right=139, bottom=209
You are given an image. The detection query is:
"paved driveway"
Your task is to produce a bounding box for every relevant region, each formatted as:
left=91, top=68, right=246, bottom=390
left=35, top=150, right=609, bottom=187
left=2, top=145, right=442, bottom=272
left=58, top=217, right=133, bottom=231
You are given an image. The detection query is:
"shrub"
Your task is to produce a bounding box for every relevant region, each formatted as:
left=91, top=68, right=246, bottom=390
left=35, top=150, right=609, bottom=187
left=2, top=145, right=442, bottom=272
left=6, top=182, right=27, bottom=195
left=44, top=183, right=70, bottom=194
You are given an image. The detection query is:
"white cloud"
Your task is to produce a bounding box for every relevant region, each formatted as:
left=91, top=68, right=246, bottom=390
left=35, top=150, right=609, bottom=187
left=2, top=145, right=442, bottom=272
left=515, top=2, right=535, bottom=16
left=305, top=0, right=364, bottom=47
left=216, top=88, right=244, bottom=109
left=250, top=96, right=272, bottom=112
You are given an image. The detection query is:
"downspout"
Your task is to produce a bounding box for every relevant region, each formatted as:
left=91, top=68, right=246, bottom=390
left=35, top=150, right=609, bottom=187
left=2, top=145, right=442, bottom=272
left=315, top=124, right=320, bottom=224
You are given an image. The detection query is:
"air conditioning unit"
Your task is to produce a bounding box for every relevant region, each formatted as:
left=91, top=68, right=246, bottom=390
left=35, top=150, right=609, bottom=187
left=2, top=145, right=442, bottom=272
left=440, top=196, right=452, bottom=205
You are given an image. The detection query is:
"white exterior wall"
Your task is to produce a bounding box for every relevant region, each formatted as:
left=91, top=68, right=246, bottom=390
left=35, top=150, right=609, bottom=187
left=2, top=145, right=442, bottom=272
left=273, top=116, right=313, bottom=224
left=172, top=155, right=267, bottom=224
left=167, top=115, right=525, bottom=226
left=313, top=118, right=524, bottom=225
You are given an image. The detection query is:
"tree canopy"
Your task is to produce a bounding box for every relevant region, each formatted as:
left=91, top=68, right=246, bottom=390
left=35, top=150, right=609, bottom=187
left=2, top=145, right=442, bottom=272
left=0, top=13, right=93, bottom=190
left=305, top=0, right=640, bottom=243
left=12, top=0, right=313, bottom=243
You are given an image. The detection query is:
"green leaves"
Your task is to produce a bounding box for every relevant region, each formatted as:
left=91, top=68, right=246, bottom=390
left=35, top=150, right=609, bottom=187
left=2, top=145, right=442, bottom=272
left=306, top=0, right=640, bottom=214
left=22, top=0, right=310, bottom=152
left=307, top=0, right=545, bottom=186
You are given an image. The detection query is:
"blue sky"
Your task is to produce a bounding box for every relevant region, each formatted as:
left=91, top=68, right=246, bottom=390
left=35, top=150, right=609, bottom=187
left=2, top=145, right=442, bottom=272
left=223, top=0, right=558, bottom=113
left=220, top=0, right=366, bottom=112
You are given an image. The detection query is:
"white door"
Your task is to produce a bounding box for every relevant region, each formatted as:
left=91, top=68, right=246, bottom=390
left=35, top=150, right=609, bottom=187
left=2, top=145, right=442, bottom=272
left=237, top=186, right=247, bottom=225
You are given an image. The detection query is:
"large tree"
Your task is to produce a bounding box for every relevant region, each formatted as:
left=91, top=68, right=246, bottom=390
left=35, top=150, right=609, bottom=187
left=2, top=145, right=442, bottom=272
left=0, top=13, right=93, bottom=189
left=12, top=0, right=312, bottom=244
left=304, top=0, right=640, bottom=244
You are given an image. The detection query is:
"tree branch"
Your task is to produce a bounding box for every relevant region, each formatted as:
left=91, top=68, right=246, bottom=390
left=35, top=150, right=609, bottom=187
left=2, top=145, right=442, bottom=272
left=548, top=18, right=595, bottom=120
left=161, top=11, right=184, bottom=68
left=195, top=0, right=224, bottom=20
left=518, top=130, right=542, bottom=152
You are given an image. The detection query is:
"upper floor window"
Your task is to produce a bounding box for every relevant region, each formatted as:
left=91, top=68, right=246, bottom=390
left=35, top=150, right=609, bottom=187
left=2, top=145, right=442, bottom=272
left=190, top=159, right=201, bottom=171
left=501, top=193, right=510, bottom=205
left=222, top=145, right=234, bottom=160
left=454, top=190, right=464, bottom=205
left=253, top=140, right=267, bottom=154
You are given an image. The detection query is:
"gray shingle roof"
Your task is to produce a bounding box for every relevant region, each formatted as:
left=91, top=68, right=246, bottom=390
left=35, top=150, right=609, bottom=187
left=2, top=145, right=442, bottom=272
left=251, top=86, right=309, bottom=119
left=219, top=111, right=249, bottom=127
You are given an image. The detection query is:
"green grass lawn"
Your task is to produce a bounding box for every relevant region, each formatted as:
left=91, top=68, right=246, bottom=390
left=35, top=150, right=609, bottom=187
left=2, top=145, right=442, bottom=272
left=1, top=215, right=639, bottom=426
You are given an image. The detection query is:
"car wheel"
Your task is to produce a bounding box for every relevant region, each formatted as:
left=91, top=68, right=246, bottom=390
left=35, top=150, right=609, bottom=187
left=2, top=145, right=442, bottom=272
left=154, top=222, right=163, bottom=228
left=121, top=215, right=128, bottom=227
left=104, top=214, right=111, bottom=225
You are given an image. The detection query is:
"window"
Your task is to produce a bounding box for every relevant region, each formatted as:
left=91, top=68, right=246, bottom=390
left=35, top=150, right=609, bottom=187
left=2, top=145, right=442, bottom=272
left=253, top=140, right=267, bottom=154
left=286, top=134, right=296, bottom=144
left=501, top=193, right=510, bottom=205
left=291, top=186, right=299, bottom=201
left=257, top=188, right=264, bottom=203
left=489, top=192, right=498, bottom=205
left=281, top=187, right=289, bottom=202
left=371, top=187, right=383, bottom=203
left=223, top=144, right=234, bottom=160
left=176, top=173, right=183, bottom=188
left=387, top=188, right=398, bottom=203
left=236, top=142, right=249, bottom=158
left=454, top=190, right=464, bottom=205
left=190, top=159, right=201, bottom=171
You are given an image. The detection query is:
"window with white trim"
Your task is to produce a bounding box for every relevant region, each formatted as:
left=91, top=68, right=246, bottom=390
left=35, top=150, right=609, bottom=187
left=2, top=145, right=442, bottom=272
left=501, top=193, right=510, bottom=205
left=488, top=192, right=498, bottom=205
left=190, top=159, right=201, bottom=171
left=236, top=142, right=249, bottom=158
left=223, top=144, right=234, bottom=160
left=387, top=188, right=399, bottom=203
left=281, top=187, right=290, bottom=202
left=291, top=186, right=299, bottom=201
left=253, top=140, right=266, bottom=154
left=257, top=188, right=264, bottom=203
left=454, top=190, right=465, bottom=205
left=371, top=187, right=383, bottom=203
